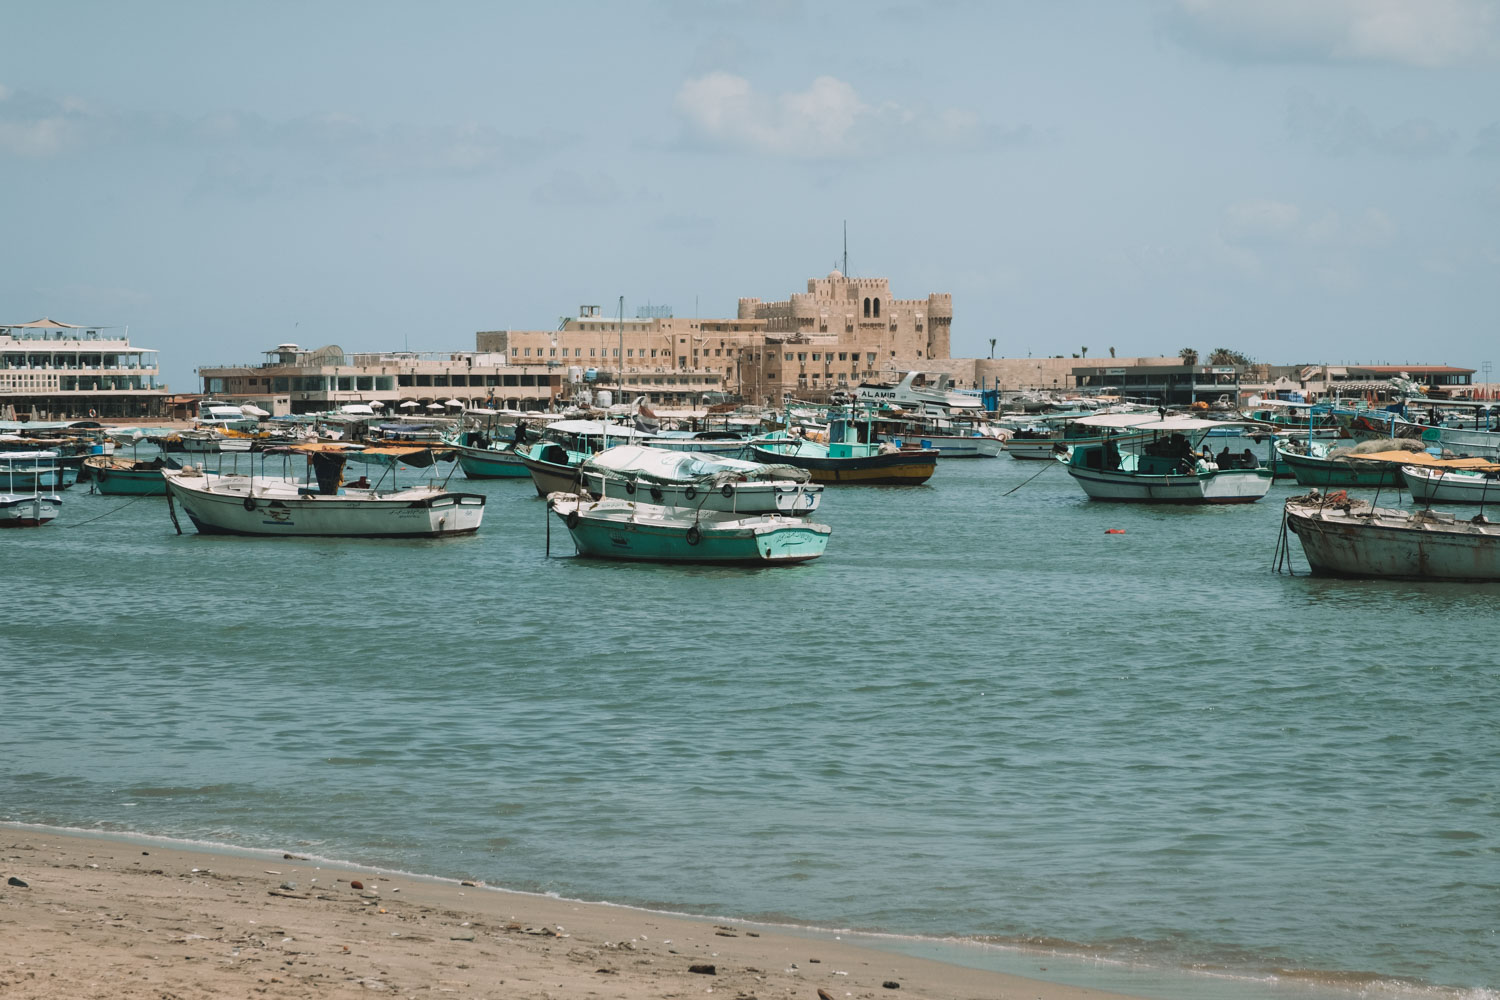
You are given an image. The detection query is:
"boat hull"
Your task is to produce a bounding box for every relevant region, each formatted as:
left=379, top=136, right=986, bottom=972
left=164, top=473, right=485, bottom=537
left=749, top=446, right=937, bottom=485
left=1400, top=466, right=1500, bottom=504
left=85, top=458, right=172, bottom=496
left=582, top=470, right=822, bottom=515
left=1067, top=465, right=1272, bottom=503
left=895, top=434, right=1005, bottom=458
left=1286, top=503, right=1500, bottom=580
left=1276, top=447, right=1399, bottom=487
left=0, top=495, right=61, bottom=526
left=549, top=495, right=829, bottom=564
left=453, top=442, right=531, bottom=479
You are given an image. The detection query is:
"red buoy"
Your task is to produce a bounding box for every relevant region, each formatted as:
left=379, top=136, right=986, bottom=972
left=1105, top=528, right=1126, bottom=534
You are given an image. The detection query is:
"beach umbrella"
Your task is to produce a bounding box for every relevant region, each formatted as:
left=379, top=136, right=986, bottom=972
left=444, top=399, right=463, bottom=408
left=398, top=400, right=419, bottom=410
left=426, top=402, right=444, bottom=411
left=369, top=400, right=385, bottom=410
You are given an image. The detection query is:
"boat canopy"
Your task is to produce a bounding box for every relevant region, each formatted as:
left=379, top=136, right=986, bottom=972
left=1072, top=414, right=1261, bottom=432
left=1347, top=449, right=1500, bottom=471
left=545, top=420, right=654, bottom=438
left=583, top=444, right=809, bottom=484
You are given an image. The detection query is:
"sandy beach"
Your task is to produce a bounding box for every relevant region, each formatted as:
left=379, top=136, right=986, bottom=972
left=0, top=828, right=1145, bottom=1000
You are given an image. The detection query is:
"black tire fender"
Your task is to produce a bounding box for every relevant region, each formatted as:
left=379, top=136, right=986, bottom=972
left=565, top=509, right=580, bottom=529
left=650, top=485, right=663, bottom=503
left=684, top=485, right=698, bottom=500
left=685, top=524, right=702, bottom=546
left=624, top=479, right=636, bottom=495
left=242, top=496, right=256, bottom=511
left=720, top=483, right=734, bottom=498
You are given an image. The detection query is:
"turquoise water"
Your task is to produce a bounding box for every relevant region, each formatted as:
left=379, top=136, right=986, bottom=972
left=3, top=450, right=1498, bottom=999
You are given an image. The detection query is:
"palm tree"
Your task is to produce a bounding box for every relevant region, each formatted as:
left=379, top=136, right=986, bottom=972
left=1081, top=346, right=1089, bottom=358
left=1109, top=346, right=1116, bottom=359
left=1180, top=348, right=1199, bottom=366
left=988, top=338, right=996, bottom=359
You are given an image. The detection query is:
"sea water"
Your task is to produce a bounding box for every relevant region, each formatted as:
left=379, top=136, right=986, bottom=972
left=2, top=448, right=1497, bottom=1000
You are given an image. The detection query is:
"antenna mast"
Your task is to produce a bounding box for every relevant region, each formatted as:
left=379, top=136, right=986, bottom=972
left=843, top=221, right=848, bottom=275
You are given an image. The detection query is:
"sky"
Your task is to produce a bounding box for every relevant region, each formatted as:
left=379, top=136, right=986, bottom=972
left=2, top=0, right=1497, bottom=390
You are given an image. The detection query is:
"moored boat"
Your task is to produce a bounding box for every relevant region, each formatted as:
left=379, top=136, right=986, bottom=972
left=0, top=450, right=62, bottom=526
left=751, top=411, right=938, bottom=485
left=581, top=444, right=822, bottom=515
left=1063, top=415, right=1272, bottom=503
left=83, top=455, right=180, bottom=496
left=546, top=492, right=830, bottom=564
left=1273, top=438, right=1406, bottom=488
left=1284, top=494, right=1500, bottom=580
left=162, top=444, right=483, bottom=537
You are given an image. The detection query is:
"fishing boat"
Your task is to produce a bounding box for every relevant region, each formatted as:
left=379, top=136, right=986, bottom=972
left=1283, top=493, right=1500, bottom=580
left=0, top=450, right=62, bottom=526
left=751, top=410, right=938, bottom=485
left=83, top=455, right=179, bottom=496
left=1272, top=438, right=1407, bottom=488
left=1401, top=464, right=1500, bottom=504
left=546, top=492, right=830, bottom=565
left=580, top=444, right=822, bottom=516
left=517, top=420, right=654, bottom=496
left=1002, top=413, right=1153, bottom=461
left=162, top=443, right=484, bottom=537
left=1062, top=414, right=1272, bottom=503
left=0, top=449, right=76, bottom=490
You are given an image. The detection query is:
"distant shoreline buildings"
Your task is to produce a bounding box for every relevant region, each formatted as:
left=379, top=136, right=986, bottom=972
left=1, top=318, right=168, bottom=421
left=2, top=273, right=1482, bottom=421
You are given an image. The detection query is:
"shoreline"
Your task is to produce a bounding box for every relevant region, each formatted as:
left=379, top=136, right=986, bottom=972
left=0, top=824, right=1158, bottom=1000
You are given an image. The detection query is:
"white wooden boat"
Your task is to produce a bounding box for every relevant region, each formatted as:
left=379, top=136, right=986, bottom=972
left=547, top=492, right=830, bottom=564
left=1400, top=465, right=1500, bottom=504
left=0, top=450, right=62, bottom=526
left=580, top=444, right=822, bottom=515
left=1284, top=497, right=1500, bottom=580
left=162, top=444, right=483, bottom=537
left=1063, top=415, right=1271, bottom=503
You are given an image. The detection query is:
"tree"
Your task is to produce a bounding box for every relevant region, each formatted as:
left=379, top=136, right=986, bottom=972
left=1081, top=346, right=1088, bottom=358
left=1207, top=347, right=1251, bottom=366
left=1109, top=346, right=1116, bottom=358
left=1179, top=347, right=1199, bottom=366
left=988, top=338, right=996, bottom=359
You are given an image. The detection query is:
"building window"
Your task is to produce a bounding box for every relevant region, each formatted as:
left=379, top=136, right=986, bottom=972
left=873, top=299, right=881, bottom=318
left=784, top=352, right=793, bottom=361
left=839, top=352, right=847, bottom=361
left=797, top=353, right=806, bottom=362
left=523, top=347, right=530, bottom=356
left=863, top=297, right=871, bottom=318
left=550, top=348, right=557, bottom=357
left=812, top=353, right=820, bottom=361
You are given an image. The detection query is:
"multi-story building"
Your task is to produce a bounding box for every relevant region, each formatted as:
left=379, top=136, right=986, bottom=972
left=1, top=318, right=168, bottom=420
left=199, top=271, right=958, bottom=413
left=198, top=343, right=569, bottom=414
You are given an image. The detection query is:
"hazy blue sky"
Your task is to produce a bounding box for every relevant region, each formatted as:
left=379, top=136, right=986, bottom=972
left=3, top=0, right=1497, bottom=389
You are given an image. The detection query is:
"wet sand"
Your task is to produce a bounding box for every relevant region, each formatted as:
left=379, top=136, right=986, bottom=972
left=1, top=827, right=1145, bottom=1000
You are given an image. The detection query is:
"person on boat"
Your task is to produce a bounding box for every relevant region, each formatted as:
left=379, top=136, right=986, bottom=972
left=1104, top=436, right=1121, bottom=470
left=1216, top=446, right=1233, bottom=468
left=1241, top=448, right=1256, bottom=468
left=513, top=419, right=528, bottom=447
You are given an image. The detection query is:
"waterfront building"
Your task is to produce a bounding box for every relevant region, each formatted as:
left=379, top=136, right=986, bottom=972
left=0, top=318, right=168, bottom=420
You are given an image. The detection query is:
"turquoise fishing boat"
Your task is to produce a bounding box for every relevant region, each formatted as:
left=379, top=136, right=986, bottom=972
left=1274, top=440, right=1403, bottom=488
left=83, top=455, right=179, bottom=495
left=546, top=492, right=830, bottom=565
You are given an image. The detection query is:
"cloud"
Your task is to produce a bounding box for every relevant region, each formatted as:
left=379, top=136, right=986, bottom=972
left=1286, top=90, right=1457, bottom=157
left=530, top=169, right=623, bottom=207
left=674, top=72, right=1019, bottom=158
left=1473, top=122, right=1500, bottom=157
left=1221, top=199, right=1395, bottom=250
left=1166, top=0, right=1500, bottom=68
left=0, top=84, right=561, bottom=183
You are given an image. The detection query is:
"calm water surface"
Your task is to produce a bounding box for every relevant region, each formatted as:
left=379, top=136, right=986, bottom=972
left=3, top=449, right=1497, bottom=1000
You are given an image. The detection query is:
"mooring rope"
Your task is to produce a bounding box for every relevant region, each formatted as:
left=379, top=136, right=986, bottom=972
left=60, top=492, right=153, bottom=528
left=999, top=459, right=1059, bottom=497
